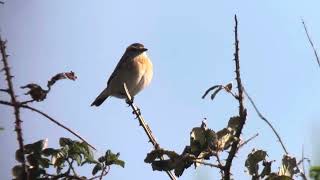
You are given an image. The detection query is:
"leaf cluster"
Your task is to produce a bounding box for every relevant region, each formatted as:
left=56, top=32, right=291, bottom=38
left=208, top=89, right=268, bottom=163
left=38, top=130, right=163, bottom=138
left=12, top=138, right=124, bottom=180
left=144, top=118, right=241, bottom=177
left=245, top=149, right=300, bottom=180
left=21, top=71, right=77, bottom=102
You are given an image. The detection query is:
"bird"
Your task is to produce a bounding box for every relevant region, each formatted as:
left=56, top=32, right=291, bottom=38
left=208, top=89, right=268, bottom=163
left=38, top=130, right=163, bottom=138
left=91, top=43, right=153, bottom=106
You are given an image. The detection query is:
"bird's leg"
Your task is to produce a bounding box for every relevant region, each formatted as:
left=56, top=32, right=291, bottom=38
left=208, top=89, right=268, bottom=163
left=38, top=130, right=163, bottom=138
left=124, top=94, right=134, bottom=104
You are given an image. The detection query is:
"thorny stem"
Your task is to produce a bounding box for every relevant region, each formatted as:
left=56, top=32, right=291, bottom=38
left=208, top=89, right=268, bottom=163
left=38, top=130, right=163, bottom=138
left=0, top=100, right=96, bottom=150
left=224, top=15, right=247, bottom=180
left=0, top=35, right=28, bottom=178
left=123, top=83, right=177, bottom=180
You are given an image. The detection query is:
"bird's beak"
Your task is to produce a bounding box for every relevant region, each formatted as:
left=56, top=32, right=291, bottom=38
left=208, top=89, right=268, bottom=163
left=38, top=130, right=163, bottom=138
left=142, top=48, right=148, bottom=52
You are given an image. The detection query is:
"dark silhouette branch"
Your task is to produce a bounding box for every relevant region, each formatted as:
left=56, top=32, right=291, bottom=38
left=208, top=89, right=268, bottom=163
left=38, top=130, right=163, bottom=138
left=202, top=83, right=237, bottom=100
left=0, top=35, right=28, bottom=177
left=0, top=88, right=9, bottom=93
left=242, top=88, right=289, bottom=154
left=193, top=160, right=223, bottom=169
left=123, top=83, right=177, bottom=180
left=224, top=15, right=247, bottom=180
left=302, top=19, right=320, bottom=69
left=0, top=100, right=96, bottom=150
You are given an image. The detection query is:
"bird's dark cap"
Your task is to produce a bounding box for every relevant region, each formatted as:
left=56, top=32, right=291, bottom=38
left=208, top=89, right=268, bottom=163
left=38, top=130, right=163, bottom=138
left=127, top=43, right=147, bottom=51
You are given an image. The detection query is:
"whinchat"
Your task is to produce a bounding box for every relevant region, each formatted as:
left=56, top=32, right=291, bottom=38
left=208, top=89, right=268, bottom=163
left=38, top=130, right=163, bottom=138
left=91, top=43, right=153, bottom=106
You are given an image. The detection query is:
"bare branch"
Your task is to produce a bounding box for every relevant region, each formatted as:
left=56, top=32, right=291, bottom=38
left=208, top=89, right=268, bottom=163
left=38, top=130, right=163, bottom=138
left=224, top=15, right=248, bottom=180
left=238, top=133, right=259, bottom=149
left=242, top=88, right=289, bottom=154
left=193, top=160, right=223, bottom=169
left=123, top=83, right=177, bottom=180
left=302, top=19, right=320, bottom=69
left=0, top=88, right=9, bottom=93
left=0, top=100, right=96, bottom=150
left=0, top=35, right=27, bottom=177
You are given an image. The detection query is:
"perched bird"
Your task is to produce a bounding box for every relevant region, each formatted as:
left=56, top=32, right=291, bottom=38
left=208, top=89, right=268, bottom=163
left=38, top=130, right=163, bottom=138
left=91, top=43, right=153, bottom=106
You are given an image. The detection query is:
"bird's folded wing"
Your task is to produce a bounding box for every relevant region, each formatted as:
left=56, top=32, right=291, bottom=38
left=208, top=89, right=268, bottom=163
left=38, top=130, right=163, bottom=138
left=107, top=53, right=129, bottom=86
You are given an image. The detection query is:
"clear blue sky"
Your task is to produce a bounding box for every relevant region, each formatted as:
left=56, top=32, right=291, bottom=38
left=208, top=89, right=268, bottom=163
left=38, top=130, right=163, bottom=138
left=1, top=0, right=319, bottom=179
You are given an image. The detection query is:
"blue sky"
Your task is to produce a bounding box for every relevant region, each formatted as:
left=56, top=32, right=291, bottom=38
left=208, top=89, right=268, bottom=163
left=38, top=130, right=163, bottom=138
left=1, top=0, right=319, bottom=179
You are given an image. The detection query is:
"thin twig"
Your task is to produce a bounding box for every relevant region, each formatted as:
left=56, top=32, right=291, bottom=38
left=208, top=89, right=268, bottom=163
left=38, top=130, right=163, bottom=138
left=0, top=100, right=96, bottom=150
left=193, top=160, right=223, bottom=169
left=302, top=145, right=306, bottom=175
left=123, top=83, right=177, bottom=180
left=20, top=99, right=35, bottom=105
left=297, top=145, right=308, bottom=180
left=0, top=88, right=9, bottom=93
left=242, top=88, right=289, bottom=154
left=302, top=19, right=320, bottom=69
left=213, top=152, right=224, bottom=177
left=98, top=165, right=110, bottom=180
left=0, top=35, right=28, bottom=177
left=87, top=166, right=109, bottom=180
left=238, top=133, right=259, bottom=149
left=67, top=159, right=77, bottom=177
left=224, top=15, right=247, bottom=180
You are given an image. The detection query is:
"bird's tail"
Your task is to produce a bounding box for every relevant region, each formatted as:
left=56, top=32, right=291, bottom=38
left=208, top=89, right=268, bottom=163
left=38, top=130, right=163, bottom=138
left=91, top=89, right=109, bottom=106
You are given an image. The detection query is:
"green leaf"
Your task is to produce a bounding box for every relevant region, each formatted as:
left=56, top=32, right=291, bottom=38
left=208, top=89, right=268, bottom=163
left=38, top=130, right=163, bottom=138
left=52, top=151, right=66, bottom=168
left=24, top=140, right=45, bottom=154
left=12, top=165, right=24, bottom=177
left=190, top=127, right=206, bottom=148
left=260, top=160, right=272, bottom=178
left=92, top=163, right=102, bottom=175
left=38, top=158, right=50, bottom=168
left=27, top=154, right=39, bottom=167
left=15, top=149, right=24, bottom=163
left=216, top=128, right=234, bottom=150
left=114, top=159, right=125, bottom=168
left=279, top=155, right=298, bottom=178
left=98, top=156, right=106, bottom=163
left=310, top=166, right=320, bottom=179
left=42, top=148, right=58, bottom=156
left=74, top=154, right=82, bottom=165
left=59, top=137, right=74, bottom=147
left=227, top=116, right=241, bottom=131
left=265, top=173, right=292, bottom=180
left=204, top=129, right=217, bottom=149
left=245, top=149, right=267, bottom=175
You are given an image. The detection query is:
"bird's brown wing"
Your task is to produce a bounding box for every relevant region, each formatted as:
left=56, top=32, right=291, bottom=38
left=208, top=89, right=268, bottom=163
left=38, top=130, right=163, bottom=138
left=107, top=52, right=129, bottom=86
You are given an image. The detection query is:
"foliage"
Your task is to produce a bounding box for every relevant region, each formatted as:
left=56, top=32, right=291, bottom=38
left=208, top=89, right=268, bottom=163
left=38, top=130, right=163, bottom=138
left=144, top=119, right=240, bottom=177
left=21, top=71, right=77, bottom=102
left=310, top=166, right=320, bottom=180
left=12, top=138, right=124, bottom=180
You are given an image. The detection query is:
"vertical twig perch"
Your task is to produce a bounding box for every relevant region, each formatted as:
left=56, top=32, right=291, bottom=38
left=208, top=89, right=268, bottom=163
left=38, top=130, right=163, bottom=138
left=123, top=83, right=177, bottom=180
left=223, top=15, right=247, bottom=180
left=0, top=36, right=27, bottom=177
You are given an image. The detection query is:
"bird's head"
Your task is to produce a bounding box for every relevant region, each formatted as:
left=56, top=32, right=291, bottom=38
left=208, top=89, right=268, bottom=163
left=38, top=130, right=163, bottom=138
left=125, top=43, right=148, bottom=56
